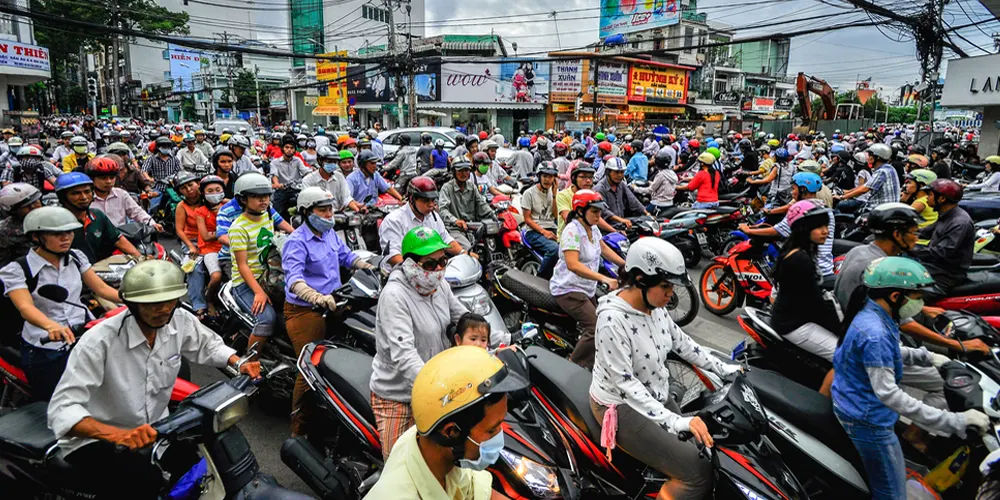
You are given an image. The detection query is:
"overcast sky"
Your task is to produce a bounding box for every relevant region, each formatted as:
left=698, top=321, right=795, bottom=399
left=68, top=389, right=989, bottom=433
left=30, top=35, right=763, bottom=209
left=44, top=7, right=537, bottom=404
left=422, top=0, right=999, bottom=96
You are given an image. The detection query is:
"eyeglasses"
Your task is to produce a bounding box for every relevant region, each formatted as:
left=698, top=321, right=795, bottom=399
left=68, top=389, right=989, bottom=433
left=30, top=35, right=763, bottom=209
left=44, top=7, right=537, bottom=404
left=418, top=256, right=450, bottom=271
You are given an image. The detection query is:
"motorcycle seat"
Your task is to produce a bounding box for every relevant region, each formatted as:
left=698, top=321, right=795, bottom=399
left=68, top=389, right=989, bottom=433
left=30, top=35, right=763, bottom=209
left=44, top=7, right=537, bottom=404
left=950, top=270, right=1000, bottom=297
left=319, top=347, right=376, bottom=426
left=0, top=344, right=20, bottom=368
left=971, top=253, right=1000, bottom=269
left=719, top=189, right=750, bottom=201
left=0, top=401, right=58, bottom=461
left=832, top=239, right=861, bottom=257
left=744, top=369, right=862, bottom=469
left=499, top=269, right=562, bottom=313
left=525, top=346, right=602, bottom=443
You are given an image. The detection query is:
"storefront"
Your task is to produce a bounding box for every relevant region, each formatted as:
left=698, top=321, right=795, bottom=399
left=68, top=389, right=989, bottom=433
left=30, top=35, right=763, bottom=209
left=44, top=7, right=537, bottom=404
left=548, top=54, right=630, bottom=131
left=0, top=40, right=50, bottom=126
left=345, top=63, right=442, bottom=130
left=624, top=59, right=695, bottom=126
left=434, top=61, right=550, bottom=139
left=940, top=53, right=1000, bottom=158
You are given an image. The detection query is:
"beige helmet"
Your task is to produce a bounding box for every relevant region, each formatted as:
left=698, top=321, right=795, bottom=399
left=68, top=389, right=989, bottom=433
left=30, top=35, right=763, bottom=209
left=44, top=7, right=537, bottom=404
left=23, top=206, right=82, bottom=233
left=119, top=260, right=188, bottom=303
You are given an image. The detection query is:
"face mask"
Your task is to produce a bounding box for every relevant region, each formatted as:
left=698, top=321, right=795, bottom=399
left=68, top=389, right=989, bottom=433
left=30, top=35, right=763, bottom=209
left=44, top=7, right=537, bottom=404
left=322, top=163, right=337, bottom=174
left=158, top=147, right=173, bottom=156
left=73, top=145, right=88, bottom=154
left=458, top=431, right=504, bottom=471
left=400, top=258, right=445, bottom=295
left=20, top=158, right=40, bottom=171
left=477, top=164, right=490, bottom=175
left=307, top=213, right=336, bottom=233
left=347, top=147, right=358, bottom=155
left=898, top=296, right=924, bottom=320
left=205, top=193, right=225, bottom=205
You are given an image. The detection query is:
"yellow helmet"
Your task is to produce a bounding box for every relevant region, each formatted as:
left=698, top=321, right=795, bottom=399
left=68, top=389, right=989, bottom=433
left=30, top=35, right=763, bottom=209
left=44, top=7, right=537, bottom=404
left=220, top=133, right=232, bottom=144
left=767, top=139, right=780, bottom=147
left=412, top=346, right=528, bottom=435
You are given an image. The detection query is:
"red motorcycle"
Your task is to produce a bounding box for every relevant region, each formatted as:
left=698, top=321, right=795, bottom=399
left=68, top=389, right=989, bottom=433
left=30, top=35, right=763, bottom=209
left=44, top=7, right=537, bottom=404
left=931, top=271, right=1000, bottom=315
left=700, top=238, right=775, bottom=316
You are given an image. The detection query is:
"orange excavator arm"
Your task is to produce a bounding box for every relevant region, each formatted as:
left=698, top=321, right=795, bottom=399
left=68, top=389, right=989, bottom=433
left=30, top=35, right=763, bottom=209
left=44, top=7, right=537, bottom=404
left=796, top=72, right=836, bottom=121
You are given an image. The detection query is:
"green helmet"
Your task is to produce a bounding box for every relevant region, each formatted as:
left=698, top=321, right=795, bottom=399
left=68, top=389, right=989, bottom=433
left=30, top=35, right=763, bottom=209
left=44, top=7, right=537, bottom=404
left=862, top=256, right=934, bottom=290
left=797, top=159, right=822, bottom=174
left=595, top=132, right=606, bottom=140
left=339, top=149, right=355, bottom=160
left=119, top=260, right=188, bottom=304
left=706, top=147, right=721, bottom=160
left=905, top=168, right=937, bottom=188
left=401, top=226, right=450, bottom=258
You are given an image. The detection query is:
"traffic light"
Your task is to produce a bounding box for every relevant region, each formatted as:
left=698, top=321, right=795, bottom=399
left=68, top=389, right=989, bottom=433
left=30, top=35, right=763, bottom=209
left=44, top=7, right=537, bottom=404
left=87, top=77, right=98, bottom=99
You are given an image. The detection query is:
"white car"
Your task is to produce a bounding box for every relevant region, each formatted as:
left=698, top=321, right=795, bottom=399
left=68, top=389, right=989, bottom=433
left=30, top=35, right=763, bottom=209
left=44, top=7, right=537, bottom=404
left=378, top=127, right=464, bottom=157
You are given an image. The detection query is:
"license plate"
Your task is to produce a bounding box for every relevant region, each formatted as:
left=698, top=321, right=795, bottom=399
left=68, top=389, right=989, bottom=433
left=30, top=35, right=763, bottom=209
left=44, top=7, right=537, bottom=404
left=696, top=233, right=708, bottom=244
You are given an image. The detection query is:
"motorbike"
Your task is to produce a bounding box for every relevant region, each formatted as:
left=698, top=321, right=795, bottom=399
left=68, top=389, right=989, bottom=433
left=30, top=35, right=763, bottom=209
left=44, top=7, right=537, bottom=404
left=0, top=359, right=310, bottom=499
left=118, top=221, right=168, bottom=260
left=699, top=238, right=776, bottom=317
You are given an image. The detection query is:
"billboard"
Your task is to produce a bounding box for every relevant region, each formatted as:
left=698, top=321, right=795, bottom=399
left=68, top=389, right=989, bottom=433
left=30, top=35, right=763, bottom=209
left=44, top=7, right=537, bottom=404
left=627, top=65, right=688, bottom=104
left=600, top=0, right=681, bottom=39
left=346, top=63, right=439, bottom=103
left=442, top=61, right=550, bottom=104
left=0, top=41, right=50, bottom=74
left=549, top=59, right=626, bottom=105
left=751, top=97, right=775, bottom=113
left=168, top=44, right=209, bottom=92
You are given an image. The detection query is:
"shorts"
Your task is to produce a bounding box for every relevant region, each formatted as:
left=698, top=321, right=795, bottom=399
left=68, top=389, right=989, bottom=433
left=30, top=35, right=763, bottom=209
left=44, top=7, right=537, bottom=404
left=202, top=252, right=221, bottom=275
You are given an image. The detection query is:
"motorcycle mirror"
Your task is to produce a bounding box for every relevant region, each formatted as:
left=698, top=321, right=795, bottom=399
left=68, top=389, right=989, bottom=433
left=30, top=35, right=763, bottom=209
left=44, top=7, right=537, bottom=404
left=37, top=284, right=70, bottom=303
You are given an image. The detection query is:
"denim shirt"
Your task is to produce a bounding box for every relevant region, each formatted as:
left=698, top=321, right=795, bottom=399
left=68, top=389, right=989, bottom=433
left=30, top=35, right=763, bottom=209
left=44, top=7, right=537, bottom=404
left=832, top=299, right=904, bottom=427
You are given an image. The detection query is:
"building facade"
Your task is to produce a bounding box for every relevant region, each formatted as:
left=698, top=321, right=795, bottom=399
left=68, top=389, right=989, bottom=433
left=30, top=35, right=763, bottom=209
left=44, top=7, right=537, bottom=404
left=0, top=0, right=50, bottom=130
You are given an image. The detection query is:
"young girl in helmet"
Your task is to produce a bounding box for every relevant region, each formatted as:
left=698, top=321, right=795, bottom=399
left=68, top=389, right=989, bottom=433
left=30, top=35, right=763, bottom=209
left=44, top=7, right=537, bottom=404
left=901, top=168, right=938, bottom=229
left=590, top=237, right=740, bottom=499
left=551, top=189, right=625, bottom=369
left=194, top=176, right=227, bottom=319
left=676, top=151, right=721, bottom=209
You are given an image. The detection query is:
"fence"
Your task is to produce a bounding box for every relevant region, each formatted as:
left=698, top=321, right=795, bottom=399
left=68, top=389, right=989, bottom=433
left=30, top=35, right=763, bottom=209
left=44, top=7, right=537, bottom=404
left=644, top=118, right=874, bottom=139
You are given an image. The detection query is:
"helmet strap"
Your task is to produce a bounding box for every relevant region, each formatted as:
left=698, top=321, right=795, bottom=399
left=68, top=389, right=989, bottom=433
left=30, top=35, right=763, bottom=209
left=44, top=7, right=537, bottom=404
left=124, top=301, right=179, bottom=333
left=34, top=234, right=71, bottom=259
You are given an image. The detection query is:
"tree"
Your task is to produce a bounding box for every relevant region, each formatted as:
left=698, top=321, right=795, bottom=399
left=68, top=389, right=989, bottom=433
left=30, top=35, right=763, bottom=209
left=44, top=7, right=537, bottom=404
left=231, top=69, right=274, bottom=112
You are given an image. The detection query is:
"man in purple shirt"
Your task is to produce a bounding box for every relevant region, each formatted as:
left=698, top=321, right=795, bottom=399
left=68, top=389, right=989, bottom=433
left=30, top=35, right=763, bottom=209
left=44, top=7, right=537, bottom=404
left=281, top=187, right=374, bottom=437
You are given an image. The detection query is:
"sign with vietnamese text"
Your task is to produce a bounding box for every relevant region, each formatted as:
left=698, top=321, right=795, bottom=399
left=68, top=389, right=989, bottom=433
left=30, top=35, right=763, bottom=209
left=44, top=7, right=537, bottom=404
left=168, top=44, right=209, bottom=92
left=551, top=60, right=584, bottom=102
left=751, top=97, right=775, bottom=112
left=600, top=0, right=680, bottom=39
left=627, top=65, right=688, bottom=104
left=0, top=41, right=49, bottom=74
left=551, top=59, right=629, bottom=105
left=596, top=61, right=628, bottom=105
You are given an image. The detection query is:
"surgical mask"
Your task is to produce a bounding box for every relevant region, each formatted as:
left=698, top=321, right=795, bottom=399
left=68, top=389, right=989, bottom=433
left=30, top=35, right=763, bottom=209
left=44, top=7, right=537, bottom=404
left=20, top=158, right=40, bottom=171
left=307, top=213, right=336, bottom=233
left=73, top=145, right=88, bottom=154
left=458, top=431, right=504, bottom=471
left=322, top=163, right=337, bottom=174
left=899, top=296, right=924, bottom=320
left=400, top=258, right=445, bottom=295
left=205, top=193, right=225, bottom=205
left=477, top=164, right=490, bottom=175
left=347, top=147, right=358, bottom=155
left=158, top=147, right=173, bottom=156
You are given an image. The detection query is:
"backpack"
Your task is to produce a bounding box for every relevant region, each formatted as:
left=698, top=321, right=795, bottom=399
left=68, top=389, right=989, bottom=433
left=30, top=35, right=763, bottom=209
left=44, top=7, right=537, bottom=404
left=0, top=252, right=84, bottom=346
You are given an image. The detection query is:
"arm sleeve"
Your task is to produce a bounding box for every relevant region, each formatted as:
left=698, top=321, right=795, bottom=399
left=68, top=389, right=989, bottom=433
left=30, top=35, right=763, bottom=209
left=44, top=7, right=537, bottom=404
left=867, top=366, right=966, bottom=436
left=215, top=210, right=234, bottom=238
left=181, top=315, right=237, bottom=367
left=438, top=185, right=459, bottom=224
left=0, top=260, right=27, bottom=294
left=378, top=293, right=425, bottom=384
left=624, top=185, right=645, bottom=214
left=666, top=316, right=732, bottom=376
left=122, top=191, right=153, bottom=224
left=47, top=343, right=105, bottom=438
left=474, top=190, right=493, bottom=219
left=687, top=171, right=705, bottom=191
left=280, top=238, right=307, bottom=290
left=912, top=219, right=972, bottom=263
left=378, top=217, right=403, bottom=257
left=900, top=346, right=933, bottom=367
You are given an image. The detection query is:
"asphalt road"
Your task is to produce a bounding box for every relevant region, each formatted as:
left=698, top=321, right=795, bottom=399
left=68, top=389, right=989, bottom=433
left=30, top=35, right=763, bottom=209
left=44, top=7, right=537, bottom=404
left=169, top=238, right=746, bottom=496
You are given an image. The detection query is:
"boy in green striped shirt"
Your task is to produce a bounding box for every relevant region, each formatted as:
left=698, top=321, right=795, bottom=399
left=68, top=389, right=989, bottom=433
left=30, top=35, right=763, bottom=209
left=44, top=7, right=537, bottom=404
left=230, top=187, right=277, bottom=350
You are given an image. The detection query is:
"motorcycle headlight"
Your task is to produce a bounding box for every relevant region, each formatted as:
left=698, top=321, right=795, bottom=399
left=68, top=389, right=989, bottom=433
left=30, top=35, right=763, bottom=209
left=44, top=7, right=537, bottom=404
left=212, top=393, right=250, bottom=433
left=458, top=291, right=492, bottom=316
left=618, top=239, right=630, bottom=255
left=500, top=450, right=561, bottom=498
left=733, top=480, right=769, bottom=500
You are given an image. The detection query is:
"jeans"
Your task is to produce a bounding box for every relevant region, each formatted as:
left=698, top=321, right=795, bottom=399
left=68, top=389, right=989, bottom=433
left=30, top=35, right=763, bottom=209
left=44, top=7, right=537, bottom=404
left=524, top=229, right=559, bottom=278
left=187, top=260, right=208, bottom=312
left=692, top=201, right=719, bottom=209
left=835, top=409, right=905, bottom=500
left=272, top=188, right=299, bottom=219
left=21, top=344, right=70, bottom=401
left=232, top=282, right=276, bottom=337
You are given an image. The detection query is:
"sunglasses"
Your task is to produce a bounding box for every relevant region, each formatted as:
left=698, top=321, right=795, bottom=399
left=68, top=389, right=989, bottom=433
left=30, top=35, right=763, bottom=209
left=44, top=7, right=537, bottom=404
left=418, top=256, right=450, bottom=271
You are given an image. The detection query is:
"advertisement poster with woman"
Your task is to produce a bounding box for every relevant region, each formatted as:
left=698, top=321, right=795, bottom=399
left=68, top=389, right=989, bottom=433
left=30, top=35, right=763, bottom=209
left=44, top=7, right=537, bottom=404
left=500, top=62, right=550, bottom=103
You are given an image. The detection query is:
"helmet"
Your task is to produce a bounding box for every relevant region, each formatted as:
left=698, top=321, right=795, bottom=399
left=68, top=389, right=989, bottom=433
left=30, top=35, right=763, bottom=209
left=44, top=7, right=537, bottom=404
left=705, top=147, right=721, bottom=160
left=554, top=142, right=568, bottom=155
left=106, top=141, right=131, bottom=156
left=909, top=144, right=927, bottom=155
left=697, top=152, right=716, bottom=165
left=603, top=156, right=626, bottom=172
left=408, top=176, right=439, bottom=199
left=0, top=182, right=41, bottom=211
left=23, top=206, right=82, bottom=233
left=55, top=172, right=93, bottom=193
left=536, top=137, right=549, bottom=148
left=199, top=175, right=225, bottom=191
left=517, top=137, right=530, bottom=148
left=867, top=202, right=923, bottom=235
left=338, top=149, right=355, bottom=161
left=571, top=189, right=607, bottom=211
left=401, top=226, right=449, bottom=257
left=356, top=150, right=380, bottom=167
left=984, top=155, right=1000, bottom=167
left=229, top=135, right=250, bottom=149
left=183, top=133, right=195, bottom=142
left=85, top=156, right=121, bottom=177
left=7, top=137, right=23, bottom=148
left=357, top=138, right=371, bottom=149
left=571, top=165, right=596, bottom=182
left=774, top=148, right=790, bottom=161
left=297, top=186, right=335, bottom=213
left=797, top=159, right=822, bottom=174
left=481, top=139, right=498, bottom=150
left=16, top=145, right=42, bottom=158
left=738, top=138, right=751, bottom=149
left=830, top=144, right=845, bottom=154
left=494, top=127, right=502, bottom=133
left=452, top=160, right=473, bottom=171
left=60, top=131, right=73, bottom=139
left=420, top=133, right=432, bottom=143
left=624, top=237, right=688, bottom=286
left=930, top=178, right=963, bottom=203
left=70, top=135, right=88, bottom=147
left=537, top=161, right=558, bottom=176
left=813, top=146, right=826, bottom=155
left=155, top=136, right=174, bottom=148
left=905, top=168, right=937, bottom=188
left=867, top=143, right=892, bottom=161
left=791, top=172, right=822, bottom=193
left=478, top=131, right=488, bottom=140
left=595, top=132, right=606, bottom=141
left=413, top=346, right=529, bottom=435
left=707, top=141, right=719, bottom=149
left=367, top=128, right=378, bottom=138
left=281, top=134, right=296, bottom=147
left=317, top=145, right=338, bottom=161
left=654, top=149, right=673, bottom=167
left=434, top=139, right=445, bottom=148
left=767, top=139, right=780, bottom=147
left=757, top=145, right=772, bottom=153
left=173, top=171, right=201, bottom=189
left=119, top=260, right=188, bottom=304
left=194, top=129, right=207, bottom=136
left=221, top=128, right=233, bottom=135
left=234, top=173, right=273, bottom=196
left=786, top=199, right=831, bottom=230
left=598, top=141, right=613, bottom=153
left=862, top=256, right=934, bottom=290
left=472, top=152, right=491, bottom=166
left=466, top=136, right=480, bottom=147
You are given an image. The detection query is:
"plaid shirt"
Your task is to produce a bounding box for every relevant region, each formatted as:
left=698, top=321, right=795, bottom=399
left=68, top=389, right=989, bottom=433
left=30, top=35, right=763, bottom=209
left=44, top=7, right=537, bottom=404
left=863, top=164, right=901, bottom=211
left=142, top=154, right=181, bottom=192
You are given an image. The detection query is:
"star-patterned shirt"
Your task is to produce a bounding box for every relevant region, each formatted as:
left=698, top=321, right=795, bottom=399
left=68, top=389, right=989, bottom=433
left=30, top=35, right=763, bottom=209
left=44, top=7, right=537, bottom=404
left=589, top=292, right=737, bottom=434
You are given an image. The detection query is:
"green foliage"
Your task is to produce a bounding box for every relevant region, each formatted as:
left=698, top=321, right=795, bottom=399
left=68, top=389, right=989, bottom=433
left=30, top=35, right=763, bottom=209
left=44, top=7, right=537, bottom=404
left=231, top=69, right=275, bottom=111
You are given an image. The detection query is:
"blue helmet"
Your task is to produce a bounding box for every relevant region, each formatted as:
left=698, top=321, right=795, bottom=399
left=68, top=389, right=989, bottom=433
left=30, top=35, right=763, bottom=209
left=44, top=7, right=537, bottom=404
left=774, top=148, right=790, bottom=161
left=607, top=134, right=616, bottom=143
left=518, top=137, right=531, bottom=148
left=792, top=172, right=823, bottom=193
left=707, top=141, right=719, bottom=149
left=830, top=144, right=845, bottom=153
left=55, top=172, right=94, bottom=193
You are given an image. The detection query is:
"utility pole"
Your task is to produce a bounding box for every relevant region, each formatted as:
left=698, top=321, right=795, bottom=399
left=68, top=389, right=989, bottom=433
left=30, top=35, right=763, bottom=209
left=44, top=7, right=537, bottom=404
left=385, top=0, right=405, bottom=128
left=406, top=1, right=416, bottom=127
left=254, top=65, right=262, bottom=126
left=110, top=0, right=121, bottom=113
left=592, top=57, right=601, bottom=132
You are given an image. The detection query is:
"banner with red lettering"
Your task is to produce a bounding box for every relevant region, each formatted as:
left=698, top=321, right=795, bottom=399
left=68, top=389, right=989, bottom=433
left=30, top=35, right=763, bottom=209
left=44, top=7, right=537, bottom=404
left=627, top=64, right=688, bottom=105
left=0, top=41, right=50, bottom=73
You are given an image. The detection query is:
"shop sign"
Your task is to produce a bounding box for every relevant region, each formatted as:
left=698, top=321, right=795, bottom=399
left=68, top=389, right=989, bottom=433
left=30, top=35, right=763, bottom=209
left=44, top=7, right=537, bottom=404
left=551, top=60, right=585, bottom=102
left=269, top=90, right=287, bottom=108
left=551, top=103, right=575, bottom=113
left=441, top=61, right=550, bottom=103
left=551, top=60, right=629, bottom=105
left=599, top=0, right=680, bottom=39
left=167, top=44, right=207, bottom=92
left=939, top=53, right=1000, bottom=107
left=346, top=63, right=440, bottom=103
left=564, top=120, right=592, bottom=132
left=629, top=104, right=685, bottom=114
left=316, top=51, right=348, bottom=82
left=713, top=91, right=741, bottom=106
left=741, top=100, right=752, bottom=111
left=304, top=96, right=318, bottom=106
left=627, top=65, right=687, bottom=104
left=596, top=62, right=628, bottom=105
left=775, top=97, right=795, bottom=110
left=751, top=97, right=775, bottom=113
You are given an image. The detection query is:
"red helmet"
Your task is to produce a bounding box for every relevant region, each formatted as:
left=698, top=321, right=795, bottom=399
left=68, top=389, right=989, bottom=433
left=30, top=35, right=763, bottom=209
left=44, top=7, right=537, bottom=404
left=85, top=155, right=121, bottom=177
left=343, top=138, right=357, bottom=147
left=553, top=142, right=568, bottom=154
left=688, top=139, right=700, bottom=149
left=572, top=189, right=608, bottom=211
left=930, top=179, right=963, bottom=203
left=598, top=141, right=613, bottom=153
left=787, top=134, right=796, bottom=140
left=478, top=131, right=488, bottom=140
left=734, top=133, right=742, bottom=140
left=407, top=176, right=439, bottom=199
left=472, top=152, right=491, bottom=165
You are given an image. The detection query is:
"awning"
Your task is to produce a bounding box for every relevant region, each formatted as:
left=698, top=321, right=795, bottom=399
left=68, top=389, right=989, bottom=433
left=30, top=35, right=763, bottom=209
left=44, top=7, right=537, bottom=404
left=312, top=106, right=341, bottom=117
left=688, top=104, right=726, bottom=115
left=353, top=103, right=383, bottom=110
left=418, top=102, right=545, bottom=110
left=417, top=109, right=447, bottom=117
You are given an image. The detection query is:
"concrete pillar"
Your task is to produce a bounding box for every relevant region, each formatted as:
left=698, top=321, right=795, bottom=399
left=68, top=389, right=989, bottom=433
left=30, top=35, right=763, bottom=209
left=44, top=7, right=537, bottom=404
left=981, top=106, right=1000, bottom=158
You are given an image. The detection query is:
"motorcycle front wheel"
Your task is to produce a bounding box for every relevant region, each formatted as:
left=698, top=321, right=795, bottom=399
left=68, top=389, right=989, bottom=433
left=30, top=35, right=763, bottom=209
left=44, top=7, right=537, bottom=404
left=667, top=280, right=700, bottom=327
left=700, top=263, right=742, bottom=316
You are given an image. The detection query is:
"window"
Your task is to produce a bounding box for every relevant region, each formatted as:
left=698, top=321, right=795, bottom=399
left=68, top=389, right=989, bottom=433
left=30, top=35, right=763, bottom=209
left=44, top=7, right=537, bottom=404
left=714, top=79, right=728, bottom=94
left=362, top=4, right=389, bottom=24
left=162, top=49, right=169, bottom=60
left=684, top=27, right=693, bottom=49
left=429, top=132, right=452, bottom=147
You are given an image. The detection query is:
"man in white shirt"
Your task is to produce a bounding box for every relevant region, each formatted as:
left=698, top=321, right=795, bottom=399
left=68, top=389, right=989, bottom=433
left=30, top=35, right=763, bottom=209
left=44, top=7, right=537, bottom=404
left=47, top=261, right=260, bottom=497
left=301, top=146, right=362, bottom=212
left=176, top=135, right=209, bottom=172
left=378, top=175, right=463, bottom=269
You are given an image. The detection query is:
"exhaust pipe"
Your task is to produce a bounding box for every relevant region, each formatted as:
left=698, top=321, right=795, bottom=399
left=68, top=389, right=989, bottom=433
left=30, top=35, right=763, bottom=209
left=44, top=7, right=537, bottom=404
left=280, top=437, right=352, bottom=500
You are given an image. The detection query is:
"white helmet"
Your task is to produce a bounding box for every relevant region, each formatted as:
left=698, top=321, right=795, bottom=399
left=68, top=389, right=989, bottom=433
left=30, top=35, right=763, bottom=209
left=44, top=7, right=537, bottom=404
left=494, top=127, right=501, bottom=133
left=366, top=128, right=377, bottom=138
left=604, top=157, right=626, bottom=171
left=233, top=172, right=273, bottom=196
left=0, top=182, right=41, bottom=211
left=297, top=186, right=334, bottom=213
left=23, top=206, right=82, bottom=233
left=7, top=136, right=23, bottom=148
left=624, top=238, right=688, bottom=286
left=481, top=139, right=498, bottom=150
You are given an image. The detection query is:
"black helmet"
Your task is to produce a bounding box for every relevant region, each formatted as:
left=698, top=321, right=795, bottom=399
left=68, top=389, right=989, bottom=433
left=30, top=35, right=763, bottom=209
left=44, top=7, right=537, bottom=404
left=571, top=165, right=596, bottom=182
left=867, top=202, right=923, bottom=235
left=173, top=171, right=201, bottom=189
left=420, top=133, right=432, bottom=144
left=630, top=140, right=643, bottom=151
left=908, top=144, right=926, bottom=155
left=398, top=134, right=412, bottom=146
left=738, top=138, right=752, bottom=149
left=155, top=136, right=174, bottom=148
left=537, top=161, right=558, bottom=176
left=281, top=134, right=296, bottom=147
left=654, top=149, right=673, bottom=168
left=356, top=149, right=380, bottom=167
left=211, top=148, right=234, bottom=167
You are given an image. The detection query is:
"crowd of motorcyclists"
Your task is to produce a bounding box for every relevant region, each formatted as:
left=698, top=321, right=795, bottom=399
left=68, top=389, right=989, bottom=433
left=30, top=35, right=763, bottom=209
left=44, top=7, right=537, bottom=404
left=0, top=113, right=997, bottom=499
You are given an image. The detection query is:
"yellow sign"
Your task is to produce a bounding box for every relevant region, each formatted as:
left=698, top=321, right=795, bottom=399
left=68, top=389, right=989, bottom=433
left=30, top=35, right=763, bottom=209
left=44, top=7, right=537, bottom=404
left=317, top=51, right=349, bottom=117
left=628, top=105, right=686, bottom=114
left=551, top=103, right=575, bottom=113
left=627, top=65, right=688, bottom=105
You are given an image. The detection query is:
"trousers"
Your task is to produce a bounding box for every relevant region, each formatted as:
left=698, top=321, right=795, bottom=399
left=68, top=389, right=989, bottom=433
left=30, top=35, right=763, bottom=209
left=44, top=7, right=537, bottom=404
left=285, top=302, right=326, bottom=436
left=557, top=292, right=599, bottom=370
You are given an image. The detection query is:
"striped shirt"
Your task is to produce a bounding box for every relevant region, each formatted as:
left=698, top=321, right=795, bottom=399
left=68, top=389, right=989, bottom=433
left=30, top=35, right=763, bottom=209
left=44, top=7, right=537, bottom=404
left=141, top=154, right=181, bottom=192
left=215, top=199, right=285, bottom=260
left=863, top=164, right=901, bottom=211
left=228, top=213, right=275, bottom=286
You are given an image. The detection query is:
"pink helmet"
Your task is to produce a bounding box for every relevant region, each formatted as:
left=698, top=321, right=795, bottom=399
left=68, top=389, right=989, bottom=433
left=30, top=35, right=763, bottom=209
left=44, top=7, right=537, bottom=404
left=786, top=199, right=830, bottom=230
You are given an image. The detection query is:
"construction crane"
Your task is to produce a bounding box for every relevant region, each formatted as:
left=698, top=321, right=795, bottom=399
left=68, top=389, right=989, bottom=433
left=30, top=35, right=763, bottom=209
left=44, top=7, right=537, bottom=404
left=796, top=72, right=836, bottom=123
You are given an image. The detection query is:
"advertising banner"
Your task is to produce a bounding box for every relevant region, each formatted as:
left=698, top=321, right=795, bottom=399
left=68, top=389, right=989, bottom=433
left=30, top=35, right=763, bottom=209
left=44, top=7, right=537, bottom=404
left=600, top=0, right=681, bottom=39
left=751, top=97, right=775, bottom=113
left=596, top=61, right=628, bottom=105
left=551, top=59, right=628, bottom=105
left=713, top=91, right=742, bottom=106
left=442, top=61, right=550, bottom=104
left=627, top=65, right=688, bottom=104
left=168, top=44, right=209, bottom=92
left=551, top=60, right=585, bottom=102
left=0, top=41, right=50, bottom=74
left=775, top=97, right=795, bottom=110
left=316, top=51, right=347, bottom=82
left=346, top=63, right=439, bottom=103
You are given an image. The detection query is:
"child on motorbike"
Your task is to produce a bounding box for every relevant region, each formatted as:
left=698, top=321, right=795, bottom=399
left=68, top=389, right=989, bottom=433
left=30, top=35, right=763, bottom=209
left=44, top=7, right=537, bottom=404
left=195, top=175, right=226, bottom=319
left=453, top=312, right=490, bottom=349
left=229, top=176, right=277, bottom=354
left=901, top=168, right=938, bottom=229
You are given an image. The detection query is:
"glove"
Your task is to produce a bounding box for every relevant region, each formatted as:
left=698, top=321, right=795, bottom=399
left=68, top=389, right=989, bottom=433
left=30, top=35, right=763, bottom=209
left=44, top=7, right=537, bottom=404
left=962, top=409, right=990, bottom=436
left=929, top=352, right=951, bottom=369
left=718, top=362, right=742, bottom=376
left=290, top=281, right=336, bottom=310
left=315, top=294, right=338, bottom=311
left=353, top=258, right=374, bottom=270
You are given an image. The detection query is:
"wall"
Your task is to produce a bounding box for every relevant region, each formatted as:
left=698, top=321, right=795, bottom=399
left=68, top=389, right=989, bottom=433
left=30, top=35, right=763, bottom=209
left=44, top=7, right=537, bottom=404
left=321, top=0, right=425, bottom=55
left=982, top=106, right=1000, bottom=158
